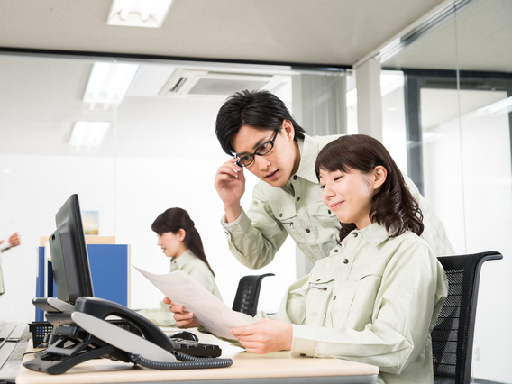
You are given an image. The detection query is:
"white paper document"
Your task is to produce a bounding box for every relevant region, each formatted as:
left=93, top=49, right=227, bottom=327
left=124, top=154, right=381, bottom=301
left=135, top=267, right=248, bottom=339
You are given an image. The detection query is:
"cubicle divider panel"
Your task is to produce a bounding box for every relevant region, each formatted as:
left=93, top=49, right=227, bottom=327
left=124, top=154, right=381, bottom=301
left=35, top=244, right=130, bottom=321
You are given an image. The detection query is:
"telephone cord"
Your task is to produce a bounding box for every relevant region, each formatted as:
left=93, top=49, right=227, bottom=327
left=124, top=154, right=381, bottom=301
left=128, top=352, right=233, bottom=370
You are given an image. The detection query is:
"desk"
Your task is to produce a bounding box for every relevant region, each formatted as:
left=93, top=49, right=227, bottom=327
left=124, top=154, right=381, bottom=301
left=0, top=322, right=30, bottom=383
left=16, top=330, right=379, bottom=384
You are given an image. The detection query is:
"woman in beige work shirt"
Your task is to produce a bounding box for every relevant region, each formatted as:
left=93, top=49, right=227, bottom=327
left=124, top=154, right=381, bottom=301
left=138, top=208, right=223, bottom=326
left=168, top=135, right=448, bottom=384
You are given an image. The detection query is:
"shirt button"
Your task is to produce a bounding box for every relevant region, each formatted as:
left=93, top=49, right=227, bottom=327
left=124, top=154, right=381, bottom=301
left=300, top=353, right=306, bottom=357
left=296, top=197, right=300, bottom=201
left=343, top=259, right=349, bottom=264
left=316, top=279, right=320, bottom=281
left=305, top=229, right=310, bottom=233
left=279, top=213, right=282, bottom=217
left=293, top=175, right=298, bottom=180
left=328, top=210, right=331, bottom=214
left=353, top=233, right=358, bottom=237
left=334, top=249, right=338, bottom=252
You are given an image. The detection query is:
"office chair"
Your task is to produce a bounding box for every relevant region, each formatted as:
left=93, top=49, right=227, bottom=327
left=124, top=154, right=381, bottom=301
left=432, top=251, right=503, bottom=384
left=232, top=273, right=275, bottom=316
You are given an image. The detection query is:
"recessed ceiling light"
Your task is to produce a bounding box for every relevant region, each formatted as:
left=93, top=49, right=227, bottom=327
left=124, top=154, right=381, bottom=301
left=83, top=62, right=139, bottom=108
left=107, top=0, right=173, bottom=28
left=477, top=96, right=512, bottom=115
left=69, top=122, right=111, bottom=148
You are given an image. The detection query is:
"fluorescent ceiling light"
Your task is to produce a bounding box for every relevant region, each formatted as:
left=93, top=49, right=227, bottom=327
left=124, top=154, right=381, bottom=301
left=83, top=62, right=139, bottom=108
left=474, top=96, right=512, bottom=115
left=69, top=122, right=110, bottom=148
left=452, top=96, right=512, bottom=125
left=107, top=0, right=173, bottom=28
left=354, top=0, right=474, bottom=66
left=431, top=96, right=512, bottom=128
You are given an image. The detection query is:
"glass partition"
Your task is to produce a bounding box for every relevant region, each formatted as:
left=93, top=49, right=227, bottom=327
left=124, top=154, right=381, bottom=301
left=380, top=0, right=512, bottom=382
left=0, top=54, right=117, bottom=322
left=0, top=53, right=346, bottom=323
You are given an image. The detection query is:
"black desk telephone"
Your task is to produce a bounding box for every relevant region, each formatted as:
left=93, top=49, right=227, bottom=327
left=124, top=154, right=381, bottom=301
left=24, top=297, right=233, bottom=375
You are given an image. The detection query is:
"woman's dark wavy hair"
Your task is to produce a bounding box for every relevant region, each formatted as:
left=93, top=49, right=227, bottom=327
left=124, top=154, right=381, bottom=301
left=151, top=207, right=215, bottom=276
left=314, top=134, right=424, bottom=243
left=215, top=89, right=306, bottom=156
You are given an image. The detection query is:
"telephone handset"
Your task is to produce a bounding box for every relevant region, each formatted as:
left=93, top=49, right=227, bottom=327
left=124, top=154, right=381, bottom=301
left=24, top=297, right=232, bottom=375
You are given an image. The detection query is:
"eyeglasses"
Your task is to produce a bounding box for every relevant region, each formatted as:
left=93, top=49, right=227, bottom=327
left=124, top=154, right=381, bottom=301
left=236, top=129, right=279, bottom=168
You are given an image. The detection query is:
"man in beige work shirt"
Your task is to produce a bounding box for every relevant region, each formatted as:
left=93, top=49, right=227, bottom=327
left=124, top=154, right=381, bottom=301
left=214, top=90, right=454, bottom=270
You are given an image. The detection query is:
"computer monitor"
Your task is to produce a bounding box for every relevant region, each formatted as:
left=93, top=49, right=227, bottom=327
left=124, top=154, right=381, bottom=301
left=49, top=194, right=94, bottom=304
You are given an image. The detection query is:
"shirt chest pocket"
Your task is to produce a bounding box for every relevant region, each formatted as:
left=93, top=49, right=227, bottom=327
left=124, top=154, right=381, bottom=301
left=306, top=201, right=339, bottom=229
left=305, top=269, right=336, bottom=327
left=349, top=259, right=387, bottom=314
left=305, top=202, right=340, bottom=254
left=269, top=203, right=298, bottom=233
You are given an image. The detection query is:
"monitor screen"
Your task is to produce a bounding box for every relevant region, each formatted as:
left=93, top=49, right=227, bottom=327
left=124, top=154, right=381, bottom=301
left=49, top=194, right=94, bottom=304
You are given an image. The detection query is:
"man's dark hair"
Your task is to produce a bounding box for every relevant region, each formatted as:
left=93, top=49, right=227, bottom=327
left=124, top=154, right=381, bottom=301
left=215, top=89, right=306, bottom=156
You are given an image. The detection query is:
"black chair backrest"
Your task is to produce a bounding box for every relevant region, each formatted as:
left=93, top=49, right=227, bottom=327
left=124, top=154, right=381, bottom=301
left=433, top=251, right=502, bottom=384
left=232, top=273, right=275, bottom=316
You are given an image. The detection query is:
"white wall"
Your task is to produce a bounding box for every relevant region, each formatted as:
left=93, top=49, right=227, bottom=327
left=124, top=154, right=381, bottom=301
left=0, top=154, right=116, bottom=322
left=0, top=153, right=297, bottom=323
left=114, top=156, right=297, bottom=313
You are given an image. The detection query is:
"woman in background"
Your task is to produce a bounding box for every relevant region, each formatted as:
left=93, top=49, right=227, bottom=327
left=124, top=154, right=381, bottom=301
left=139, top=208, right=222, bottom=326
left=0, top=232, right=21, bottom=296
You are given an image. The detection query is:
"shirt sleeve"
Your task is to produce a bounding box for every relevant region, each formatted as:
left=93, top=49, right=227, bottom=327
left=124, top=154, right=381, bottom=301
left=403, top=175, right=454, bottom=257
left=184, top=261, right=223, bottom=301
left=290, top=240, right=447, bottom=375
left=222, top=183, right=290, bottom=270
left=186, top=265, right=214, bottom=290
left=137, top=302, right=176, bottom=327
left=205, top=276, right=309, bottom=347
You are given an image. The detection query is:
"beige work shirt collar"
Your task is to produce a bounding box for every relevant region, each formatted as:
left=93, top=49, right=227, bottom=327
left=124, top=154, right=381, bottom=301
left=293, top=134, right=320, bottom=184
left=356, top=223, right=392, bottom=246
left=340, top=223, right=392, bottom=251
left=171, top=249, right=197, bottom=269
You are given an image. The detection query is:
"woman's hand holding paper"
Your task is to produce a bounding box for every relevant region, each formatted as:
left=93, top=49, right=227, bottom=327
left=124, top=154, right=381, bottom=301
left=230, top=318, right=293, bottom=353
left=164, top=297, right=201, bottom=328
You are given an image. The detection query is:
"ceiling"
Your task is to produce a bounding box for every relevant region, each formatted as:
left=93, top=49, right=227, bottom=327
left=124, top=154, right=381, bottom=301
left=0, top=0, right=510, bottom=159
left=1, top=0, right=509, bottom=71
left=382, top=0, right=512, bottom=73
left=0, top=0, right=445, bottom=67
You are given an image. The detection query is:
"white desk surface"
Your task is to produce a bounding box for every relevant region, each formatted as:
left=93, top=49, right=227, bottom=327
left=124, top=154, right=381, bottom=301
left=17, top=328, right=379, bottom=384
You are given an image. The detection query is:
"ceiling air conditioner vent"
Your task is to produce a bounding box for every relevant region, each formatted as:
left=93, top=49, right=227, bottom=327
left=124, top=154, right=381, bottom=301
left=169, top=77, right=188, bottom=93
left=159, top=69, right=277, bottom=97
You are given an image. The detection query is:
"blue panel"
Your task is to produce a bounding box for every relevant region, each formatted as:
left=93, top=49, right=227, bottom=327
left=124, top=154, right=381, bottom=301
left=87, top=244, right=128, bottom=306
left=35, top=247, right=45, bottom=322
left=36, top=244, right=128, bottom=321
